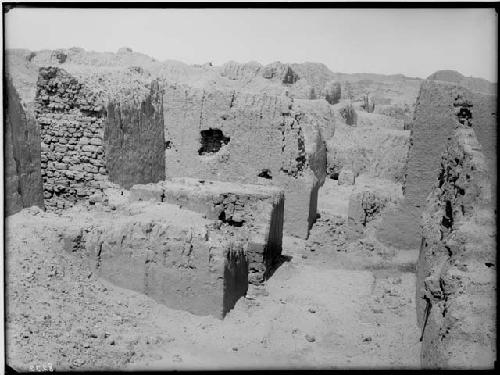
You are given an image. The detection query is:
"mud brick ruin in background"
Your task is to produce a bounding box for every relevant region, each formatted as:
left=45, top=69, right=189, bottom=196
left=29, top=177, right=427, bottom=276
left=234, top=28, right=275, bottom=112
left=129, top=177, right=285, bottom=284
left=162, top=83, right=331, bottom=239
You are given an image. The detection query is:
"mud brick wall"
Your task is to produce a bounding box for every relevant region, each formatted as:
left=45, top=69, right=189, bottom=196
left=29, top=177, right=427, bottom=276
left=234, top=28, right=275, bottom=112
left=104, top=80, right=166, bottom=189
left=376, top=80, right=496, bottom=249
left=34, top=67, right=109, bottom=210
left=470, top=93, right=497, bottom=204
left=416, top=128, right=495, bottom=368
left=4, top=77, right=44, bottom=216
left=129, top=177, right=285, bottom=284
left=162, top=83, right=331, bottom=238
left=69, top=202, right=248, bottom=319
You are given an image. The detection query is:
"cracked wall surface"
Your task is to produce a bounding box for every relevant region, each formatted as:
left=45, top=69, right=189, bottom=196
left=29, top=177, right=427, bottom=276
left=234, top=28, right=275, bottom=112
left=162, top=83, right=332, bottom=238
left=416, top=127, right=496, bottom=368
left=4, top=77, right=44, bottom=215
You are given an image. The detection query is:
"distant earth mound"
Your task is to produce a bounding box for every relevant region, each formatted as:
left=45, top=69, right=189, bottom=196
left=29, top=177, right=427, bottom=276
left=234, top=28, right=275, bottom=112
left=427, top=69, right=496, bottom=95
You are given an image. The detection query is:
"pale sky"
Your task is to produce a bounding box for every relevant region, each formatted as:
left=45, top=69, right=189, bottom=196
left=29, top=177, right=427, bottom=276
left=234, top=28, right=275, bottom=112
left=4, top=7, right=498, bottom=81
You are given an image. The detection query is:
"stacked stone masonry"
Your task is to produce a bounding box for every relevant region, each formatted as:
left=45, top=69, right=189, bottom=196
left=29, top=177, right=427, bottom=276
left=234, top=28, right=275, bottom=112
left=35, top=67, right=110, bottom=210
left=129, top=177, right=285, bottom=284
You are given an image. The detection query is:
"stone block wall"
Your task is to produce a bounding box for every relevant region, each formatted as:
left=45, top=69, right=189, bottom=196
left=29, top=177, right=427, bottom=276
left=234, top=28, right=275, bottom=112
left=416, top=127, right=495, bottom=368
left=129, top=177, right=285, bottom=284
left=162, top=83, right=331, bottom=238
left=34, top=67, right=109, bottom=210
left=4, top=77, right=44, bottom=216
left=104, top=80, right=166, bottom=189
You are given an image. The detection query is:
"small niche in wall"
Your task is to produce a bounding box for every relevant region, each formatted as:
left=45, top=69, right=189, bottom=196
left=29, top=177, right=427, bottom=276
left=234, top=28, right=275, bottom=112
left=198, top=128, right=230, bottom=155
left=258, top=169, right=273, bottom=180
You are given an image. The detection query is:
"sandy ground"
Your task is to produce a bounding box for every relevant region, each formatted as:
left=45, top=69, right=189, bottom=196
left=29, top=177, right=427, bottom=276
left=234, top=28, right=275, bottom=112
left=5, top=178, right=421, bottom=371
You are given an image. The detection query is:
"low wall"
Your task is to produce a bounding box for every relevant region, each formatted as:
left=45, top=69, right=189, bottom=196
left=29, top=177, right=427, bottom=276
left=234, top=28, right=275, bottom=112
left=65, top=202, right=248, bottom=319
left=129, top=177, right=284, bottom=284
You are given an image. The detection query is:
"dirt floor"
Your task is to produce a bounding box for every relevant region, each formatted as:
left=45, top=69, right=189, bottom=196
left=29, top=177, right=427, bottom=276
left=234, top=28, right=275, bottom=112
left=5, top=178, right=421, bottom=371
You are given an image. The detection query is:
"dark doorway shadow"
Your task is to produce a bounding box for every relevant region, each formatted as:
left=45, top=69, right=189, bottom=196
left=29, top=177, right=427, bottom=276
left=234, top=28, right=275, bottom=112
left=265, top=254, right=293, bottom=281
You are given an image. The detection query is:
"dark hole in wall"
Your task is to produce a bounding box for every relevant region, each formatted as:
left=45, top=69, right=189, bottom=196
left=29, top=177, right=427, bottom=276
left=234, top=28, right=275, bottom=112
left=485, top=262, right=495, bottom=268
left=198, top=128, right=230, bottom=155
left=165, top=140, right=172, bottom=149
left=218, top=211, right=245, bottom=227
left=441, top=200, right=454, bottom=229
left=331, top=172, right=339, bottom=180
left=258, top=169, right=272, bottom=179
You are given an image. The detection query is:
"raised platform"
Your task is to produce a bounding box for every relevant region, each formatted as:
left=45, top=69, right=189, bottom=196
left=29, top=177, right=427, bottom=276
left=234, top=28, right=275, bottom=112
left=66, top=202, right=248, bottom=319
left=129, top=177, right=285, bottom=284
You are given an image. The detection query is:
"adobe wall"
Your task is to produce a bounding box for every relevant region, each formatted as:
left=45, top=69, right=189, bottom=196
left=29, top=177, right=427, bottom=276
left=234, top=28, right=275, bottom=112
left=4, top=77, right=44, bottom=216
left=416, top=128, right=495, bottom=368
left=162, top=83, right=331, bottom=238
left=66, top=202, right=248, bottom=319
left=471, top=92, right=497, bottom=203
left=129, top=177, right=285, bottom=284
left=376, top=80, right=496, bottom=249
left=104, top=80, right=166, bottom=189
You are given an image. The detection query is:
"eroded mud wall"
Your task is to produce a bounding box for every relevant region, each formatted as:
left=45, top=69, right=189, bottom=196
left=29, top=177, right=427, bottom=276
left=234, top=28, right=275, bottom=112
left=376, top=80, right=496, bottom=249
left=471, top=93, right=497, bottom=202
left=104, top=80, right=166, bottom=189
left=4, top=77, right=44, bottom=215
left=162, top=84, right=331, bottom=238
left=416, top=128, right=496, bottom=368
